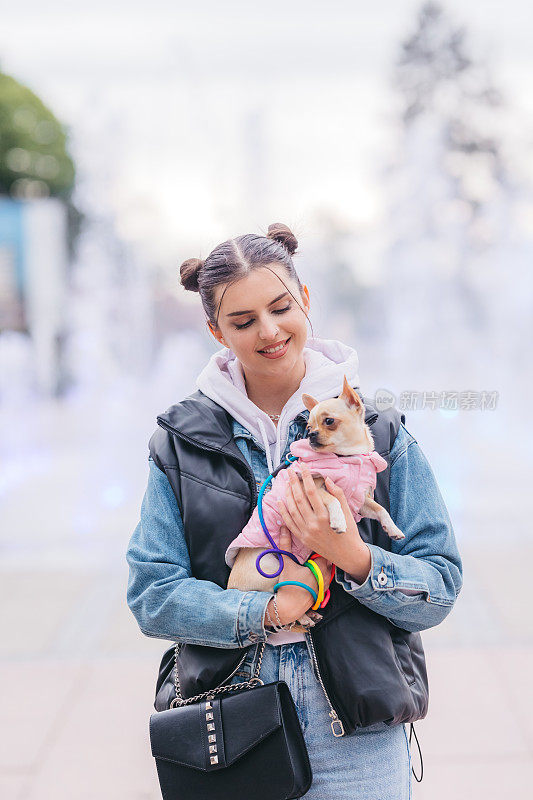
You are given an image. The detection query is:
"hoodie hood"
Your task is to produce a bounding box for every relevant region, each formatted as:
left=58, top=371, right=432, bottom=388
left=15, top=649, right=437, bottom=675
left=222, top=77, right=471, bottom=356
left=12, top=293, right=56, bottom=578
left=196, top=337, right=360, bottom=473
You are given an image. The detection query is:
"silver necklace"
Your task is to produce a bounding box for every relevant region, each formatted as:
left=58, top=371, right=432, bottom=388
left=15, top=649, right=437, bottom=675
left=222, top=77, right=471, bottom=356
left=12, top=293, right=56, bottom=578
left=267, top=413, right=280, bottom=422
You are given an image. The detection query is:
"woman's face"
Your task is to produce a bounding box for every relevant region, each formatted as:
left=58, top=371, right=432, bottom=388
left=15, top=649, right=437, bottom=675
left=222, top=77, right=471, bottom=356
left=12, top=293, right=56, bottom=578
left=211, top=264, right=310, bottom=382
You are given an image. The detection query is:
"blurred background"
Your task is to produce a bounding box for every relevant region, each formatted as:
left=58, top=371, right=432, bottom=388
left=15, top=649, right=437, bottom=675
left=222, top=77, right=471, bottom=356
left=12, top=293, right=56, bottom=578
left=1, top=1, right=532, bottom=797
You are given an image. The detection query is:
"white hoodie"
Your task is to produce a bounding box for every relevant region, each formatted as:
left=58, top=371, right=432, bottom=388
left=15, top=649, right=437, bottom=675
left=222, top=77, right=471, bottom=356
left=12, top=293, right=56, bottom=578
left=196, top=337, right=360, bottom=474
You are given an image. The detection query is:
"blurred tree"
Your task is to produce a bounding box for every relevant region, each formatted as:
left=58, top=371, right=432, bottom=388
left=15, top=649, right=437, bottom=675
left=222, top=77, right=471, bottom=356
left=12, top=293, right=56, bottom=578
left=382, top=1, right=522, bottom=387
left=0, top=71, right=75, bottom=198
left=394, top=0, right=505, bottom=219
left=0, top=69, right=82, bottom=257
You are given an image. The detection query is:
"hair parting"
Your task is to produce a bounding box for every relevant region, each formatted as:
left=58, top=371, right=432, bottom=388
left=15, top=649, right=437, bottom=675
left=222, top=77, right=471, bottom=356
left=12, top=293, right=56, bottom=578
left=180, top=223, right=313, bottom=336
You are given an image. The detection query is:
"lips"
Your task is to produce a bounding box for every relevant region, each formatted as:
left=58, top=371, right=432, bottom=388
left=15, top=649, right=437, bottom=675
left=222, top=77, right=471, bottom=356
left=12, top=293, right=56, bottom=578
left=257, top=336, right=291, bottom=356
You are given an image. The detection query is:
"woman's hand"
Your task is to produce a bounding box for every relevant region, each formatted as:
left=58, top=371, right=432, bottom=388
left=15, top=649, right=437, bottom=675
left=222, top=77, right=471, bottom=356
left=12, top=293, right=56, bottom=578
left=266, top=527, right=333, bottom=626
left=276, top=463, right=371, bottom=582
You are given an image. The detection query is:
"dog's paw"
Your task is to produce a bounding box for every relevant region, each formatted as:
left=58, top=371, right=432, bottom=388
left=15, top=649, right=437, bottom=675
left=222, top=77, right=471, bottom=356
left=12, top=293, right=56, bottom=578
left=290, top=621, right=312, bottom=634
left=379, top=512, right=405, bottom=540
left=295, top=612, right=319, bottom=629
left=331, top=524, right=347, bottom=534
left=385, top=523, right=405, bottom=540
left=289, top=611, right=323, bottom=633
left=328, top=498, right=347, bottom=534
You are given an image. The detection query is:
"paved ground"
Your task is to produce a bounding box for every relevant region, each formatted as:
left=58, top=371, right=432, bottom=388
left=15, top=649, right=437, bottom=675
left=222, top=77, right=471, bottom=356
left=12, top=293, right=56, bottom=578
left=2, top=547, right=532, bottom=800
left=1, top=392, right=532, bottom=799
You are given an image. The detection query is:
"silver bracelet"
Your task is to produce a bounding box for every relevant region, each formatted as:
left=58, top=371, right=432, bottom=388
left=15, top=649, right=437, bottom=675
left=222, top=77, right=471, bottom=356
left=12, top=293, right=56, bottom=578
left=264, top=604, right=279, bottom=631
left=266, top=605, right=289, bottom=632
left=264, top=596, right=291, bottom=632
left=266, top=611, right=278, bottom=633
left=272, top=593, right=293, bottom=632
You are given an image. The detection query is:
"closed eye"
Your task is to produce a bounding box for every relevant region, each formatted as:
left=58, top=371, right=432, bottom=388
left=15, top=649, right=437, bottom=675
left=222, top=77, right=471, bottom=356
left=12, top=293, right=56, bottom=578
left=234, top=304, right=292, bottom=330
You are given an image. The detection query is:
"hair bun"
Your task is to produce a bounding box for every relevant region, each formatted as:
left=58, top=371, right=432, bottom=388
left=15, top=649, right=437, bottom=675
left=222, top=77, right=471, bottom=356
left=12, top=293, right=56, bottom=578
left=179, top=257, right=204, bottom=292
left=267, top=223, right=298, bottom=256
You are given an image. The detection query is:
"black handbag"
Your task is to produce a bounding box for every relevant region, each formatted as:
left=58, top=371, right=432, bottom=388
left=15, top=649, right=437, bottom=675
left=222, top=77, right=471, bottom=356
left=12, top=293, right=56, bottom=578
left=149, top=641, right=313, bottom=800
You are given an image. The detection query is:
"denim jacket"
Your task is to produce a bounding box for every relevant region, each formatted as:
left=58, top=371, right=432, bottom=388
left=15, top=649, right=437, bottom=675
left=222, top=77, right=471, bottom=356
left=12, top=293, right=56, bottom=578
left=126, top=415, right=463, bottom=648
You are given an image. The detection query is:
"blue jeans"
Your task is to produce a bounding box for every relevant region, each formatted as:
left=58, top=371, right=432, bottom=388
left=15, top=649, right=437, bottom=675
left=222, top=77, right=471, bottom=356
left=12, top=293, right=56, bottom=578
left=229, top=641, right=412, bottom=800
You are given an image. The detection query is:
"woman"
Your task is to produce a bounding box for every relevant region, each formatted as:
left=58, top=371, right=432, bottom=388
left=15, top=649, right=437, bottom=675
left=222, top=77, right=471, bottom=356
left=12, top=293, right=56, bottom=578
left=126, top=223, right=463, bottom=799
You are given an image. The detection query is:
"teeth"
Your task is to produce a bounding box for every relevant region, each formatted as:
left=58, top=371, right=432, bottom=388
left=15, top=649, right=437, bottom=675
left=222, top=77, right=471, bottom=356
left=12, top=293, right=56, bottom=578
left=260, top=340, right=288, bottom=354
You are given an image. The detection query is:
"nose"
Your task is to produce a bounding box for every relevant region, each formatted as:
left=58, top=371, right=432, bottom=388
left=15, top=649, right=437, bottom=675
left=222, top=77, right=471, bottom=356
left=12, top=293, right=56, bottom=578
left=309, top=430, right=319, bottom=444
left=257, top=315, right=280, bottom=341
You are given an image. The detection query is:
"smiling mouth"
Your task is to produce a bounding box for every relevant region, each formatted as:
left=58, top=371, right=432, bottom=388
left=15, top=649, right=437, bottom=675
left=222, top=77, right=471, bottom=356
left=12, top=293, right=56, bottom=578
left=257, top=337, right=291, bottom=355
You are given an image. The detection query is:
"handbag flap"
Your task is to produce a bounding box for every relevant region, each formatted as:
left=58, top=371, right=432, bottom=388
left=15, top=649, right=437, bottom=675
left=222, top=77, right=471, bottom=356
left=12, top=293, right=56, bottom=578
left=150, top=682, right=282, bottom=771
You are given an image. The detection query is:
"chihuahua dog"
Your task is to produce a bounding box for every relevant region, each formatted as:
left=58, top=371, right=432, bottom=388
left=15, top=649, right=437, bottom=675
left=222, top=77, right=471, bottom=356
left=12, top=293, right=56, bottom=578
left=226, top=377, right=404, bottom=631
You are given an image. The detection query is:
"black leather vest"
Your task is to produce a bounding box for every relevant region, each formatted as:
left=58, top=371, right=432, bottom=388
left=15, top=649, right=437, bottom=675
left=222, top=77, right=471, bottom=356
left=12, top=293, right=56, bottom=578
left=150, top=390, right=428, bottom=735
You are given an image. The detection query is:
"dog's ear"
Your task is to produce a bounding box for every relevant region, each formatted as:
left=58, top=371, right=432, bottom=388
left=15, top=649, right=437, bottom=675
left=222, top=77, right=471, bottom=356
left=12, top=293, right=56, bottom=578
left=302, top=393, right=318, bottom=412
left=340, top=375, right=364, bottom=413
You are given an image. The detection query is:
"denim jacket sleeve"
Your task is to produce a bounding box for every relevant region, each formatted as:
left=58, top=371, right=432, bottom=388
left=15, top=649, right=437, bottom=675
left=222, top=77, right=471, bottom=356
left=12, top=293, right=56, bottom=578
left=335, top=424, right=463, bottom=632
left=126, top=457, right=274, bottom=649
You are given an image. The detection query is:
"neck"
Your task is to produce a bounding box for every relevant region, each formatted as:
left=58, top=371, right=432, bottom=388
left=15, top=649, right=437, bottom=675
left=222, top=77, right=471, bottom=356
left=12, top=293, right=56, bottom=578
left=243, top=358, right=306, bottom=417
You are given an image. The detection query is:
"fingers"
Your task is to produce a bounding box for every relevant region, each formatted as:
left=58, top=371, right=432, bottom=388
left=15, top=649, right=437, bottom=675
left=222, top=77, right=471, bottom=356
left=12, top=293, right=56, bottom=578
left=324, top=475, right=341, bottom=496
left=325, top=476, right=349, bottom=511
left=287, top=468, right=312, bottom=514
left=277, top=498, right=301, bottom=537
left=284, top=471, right=308, bottom=530
left=278, top=525, right=292, bottom=553
left=298, top=463, right=325, bottom=515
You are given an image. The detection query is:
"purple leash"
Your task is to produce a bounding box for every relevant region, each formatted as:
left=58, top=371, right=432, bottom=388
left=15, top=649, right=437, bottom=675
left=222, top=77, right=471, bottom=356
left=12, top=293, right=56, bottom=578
left=255, top=454, right=301, bottom=579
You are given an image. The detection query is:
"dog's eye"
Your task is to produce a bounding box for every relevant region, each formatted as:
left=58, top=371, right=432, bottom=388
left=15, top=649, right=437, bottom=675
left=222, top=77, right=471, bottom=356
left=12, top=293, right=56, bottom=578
left=324, top=418, right=335, bottom=426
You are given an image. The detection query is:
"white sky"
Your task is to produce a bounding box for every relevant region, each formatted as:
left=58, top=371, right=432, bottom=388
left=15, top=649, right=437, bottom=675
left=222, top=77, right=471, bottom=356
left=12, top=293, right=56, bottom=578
left=1, top=0, right=533, bottom=262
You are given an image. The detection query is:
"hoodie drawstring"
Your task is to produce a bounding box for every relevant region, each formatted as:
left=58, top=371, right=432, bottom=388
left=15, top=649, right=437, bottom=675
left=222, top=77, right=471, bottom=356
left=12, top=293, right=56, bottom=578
left=256, top=417, right=275, bottom=475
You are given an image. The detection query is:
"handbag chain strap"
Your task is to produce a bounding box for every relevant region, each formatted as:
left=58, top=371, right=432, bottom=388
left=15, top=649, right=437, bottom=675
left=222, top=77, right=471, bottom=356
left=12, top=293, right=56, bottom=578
left=170, top=641, right=266, bottom=709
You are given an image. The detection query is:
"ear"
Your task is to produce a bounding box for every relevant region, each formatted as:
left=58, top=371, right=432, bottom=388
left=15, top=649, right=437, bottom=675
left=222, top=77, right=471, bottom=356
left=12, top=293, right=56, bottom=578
left=302, top=393, right=318, bottom=412
left=340, top=375, right=364, bottom=413
left=207, top=321, right=226, bottom=347
left=301, top=284, right=310, bottom=313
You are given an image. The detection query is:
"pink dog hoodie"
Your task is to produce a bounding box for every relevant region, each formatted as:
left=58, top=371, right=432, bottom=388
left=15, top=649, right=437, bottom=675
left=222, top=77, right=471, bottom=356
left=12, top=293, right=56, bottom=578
left=224, top=438, right=388, bottom=568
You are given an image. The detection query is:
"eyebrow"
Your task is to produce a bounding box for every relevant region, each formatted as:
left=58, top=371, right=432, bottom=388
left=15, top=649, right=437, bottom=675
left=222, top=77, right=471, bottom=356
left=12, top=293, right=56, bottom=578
left=225, top=292, right=290, bottom=317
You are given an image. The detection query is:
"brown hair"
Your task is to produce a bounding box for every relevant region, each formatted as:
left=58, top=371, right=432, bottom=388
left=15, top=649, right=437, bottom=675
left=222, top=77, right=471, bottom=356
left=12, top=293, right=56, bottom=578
left=179, top=223, right=309, bottom=329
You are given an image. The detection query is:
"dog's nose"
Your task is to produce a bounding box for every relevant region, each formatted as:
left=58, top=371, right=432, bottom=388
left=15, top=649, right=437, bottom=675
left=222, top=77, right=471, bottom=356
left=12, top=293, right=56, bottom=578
left=309, top=430, right=319, bottom=443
